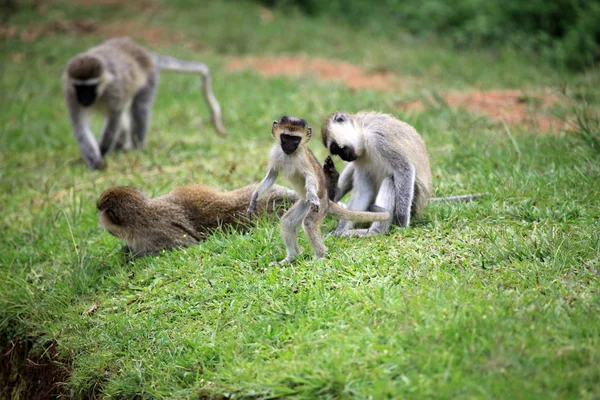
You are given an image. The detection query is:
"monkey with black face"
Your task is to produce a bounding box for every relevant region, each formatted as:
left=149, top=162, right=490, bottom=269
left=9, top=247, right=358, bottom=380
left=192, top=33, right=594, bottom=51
left=322, top=111, right=482, bottom=237
left=64, top=37, right=227, bottom=170
left=247, top=116, right=389, bottom=264
left=97, top=184, right=297, bottom=258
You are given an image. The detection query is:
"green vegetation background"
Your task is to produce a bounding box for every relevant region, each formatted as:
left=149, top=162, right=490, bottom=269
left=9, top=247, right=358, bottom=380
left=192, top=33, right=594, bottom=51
left=0, top=0, right=599, bottom=398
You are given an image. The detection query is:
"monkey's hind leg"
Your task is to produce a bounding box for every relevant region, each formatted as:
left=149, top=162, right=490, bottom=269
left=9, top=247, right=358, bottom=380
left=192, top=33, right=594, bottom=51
left=302, top=206, right=327, bottom=259
left=272, top=201, right=309, bottom=265
left=99, top=110, right=126, bottom=156
left=131, top=72, right=158, bottom=149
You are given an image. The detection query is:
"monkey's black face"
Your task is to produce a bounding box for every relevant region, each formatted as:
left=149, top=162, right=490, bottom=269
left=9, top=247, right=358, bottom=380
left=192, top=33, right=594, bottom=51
left=280, top=133, right=302, bottom=155
left=329, top=141, right=357, bottom=162
left=74, top=83, right=97, bottom=107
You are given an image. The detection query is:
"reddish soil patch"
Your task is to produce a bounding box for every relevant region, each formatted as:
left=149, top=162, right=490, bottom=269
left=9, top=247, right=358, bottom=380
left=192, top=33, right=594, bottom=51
left=74, top=0, right=157, bottom=11
left=1, top=18, right=188, bottom=46
left=398, top=89, right=569, bottom=132
left=227, top=56, right=569, bottom=133
left=444, top=90, right=568, bottom=132
left=227, top=57, right=401, bottom=91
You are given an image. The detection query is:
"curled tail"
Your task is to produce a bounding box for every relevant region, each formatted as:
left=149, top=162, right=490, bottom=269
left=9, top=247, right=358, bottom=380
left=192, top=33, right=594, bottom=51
left=153, top=54, right=227, bottom=136
left=327, top=201, right=390, bottom=222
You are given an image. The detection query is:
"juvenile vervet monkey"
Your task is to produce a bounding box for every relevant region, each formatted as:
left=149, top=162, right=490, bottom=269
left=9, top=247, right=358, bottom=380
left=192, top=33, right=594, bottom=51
left=247, top=116, right=390, bottom=264
left=322, top=111, right=482, bottom=237
left=97, top=184, right=297, bottom=258
left=63, top=37, right=227, bottom=170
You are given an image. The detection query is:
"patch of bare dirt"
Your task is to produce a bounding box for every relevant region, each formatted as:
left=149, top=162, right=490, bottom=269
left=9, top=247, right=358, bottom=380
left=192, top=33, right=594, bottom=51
left=1, top=340, right=69, bottom=400
left=398, top=90, right=570, bottom=133
left=74, top=0, right=157, bottom=11
left=1, top=18, right=189, bottom=46
left=445, top=90, right=569, bottom=132
left=227, top=57, right=402, bottom=91
left=227, top=56, right=570, bottom=133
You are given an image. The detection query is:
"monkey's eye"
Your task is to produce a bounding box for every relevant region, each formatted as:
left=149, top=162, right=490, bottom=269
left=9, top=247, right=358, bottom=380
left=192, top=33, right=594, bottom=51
left=334, top=114, right=346, bottom=123
left=106, top=209, right=120, bottom=225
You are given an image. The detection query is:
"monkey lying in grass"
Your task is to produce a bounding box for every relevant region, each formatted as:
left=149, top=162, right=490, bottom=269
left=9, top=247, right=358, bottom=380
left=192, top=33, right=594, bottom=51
left=64, top=37, right=227, bottom=170
left=97, top=184, right=297, bottom=258
left=247, top=115, right=389, bottom=264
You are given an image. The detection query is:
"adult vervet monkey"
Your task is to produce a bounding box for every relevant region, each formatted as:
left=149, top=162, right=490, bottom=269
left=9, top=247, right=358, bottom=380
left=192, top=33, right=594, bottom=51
left=63, top=37, right=227, bottom=170
left=322, top=111, right=481, bottom=237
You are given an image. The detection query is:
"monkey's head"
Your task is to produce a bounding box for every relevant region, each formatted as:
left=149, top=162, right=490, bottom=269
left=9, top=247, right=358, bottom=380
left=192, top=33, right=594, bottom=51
left=272, top=115, right=312, bottom=155
left=321, top=111, right=360, bottom=162
left=97, top=187, right=149, bottom=240
left=66, top=54, right=109, bottom=107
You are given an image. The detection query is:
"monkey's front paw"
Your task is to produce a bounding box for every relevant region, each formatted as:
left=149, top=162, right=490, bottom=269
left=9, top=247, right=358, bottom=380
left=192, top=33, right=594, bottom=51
left=90, top=159, right=107, bottom=170
left=323, top=155, right=335, bottom=170
left=306, top=195, right=320, bottom=211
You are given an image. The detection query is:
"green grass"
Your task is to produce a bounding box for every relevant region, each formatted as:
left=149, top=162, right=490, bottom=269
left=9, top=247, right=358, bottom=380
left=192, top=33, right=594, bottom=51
left=1, top=0, right=599, bottom=398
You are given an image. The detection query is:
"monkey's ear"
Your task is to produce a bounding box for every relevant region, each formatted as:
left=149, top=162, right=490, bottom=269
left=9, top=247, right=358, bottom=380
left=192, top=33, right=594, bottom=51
left=271, top=120, right=279, bottom=136
left=306, top=127, right=312, bottom=141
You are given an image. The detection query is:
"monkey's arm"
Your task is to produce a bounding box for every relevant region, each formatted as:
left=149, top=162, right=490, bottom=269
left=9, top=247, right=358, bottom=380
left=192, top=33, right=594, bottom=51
left=335, top=163, right=355, bottom=202
left=304, top=172, right=320, bottom=211
left=392, top=164, right=416, bottom=227
left=66, top=101, right=105, bottom=170
left=99, top=110, right=125, bottom=156
left=248, top=168, right=278, bottom=214
left=331, top=168, right=374, bottom=236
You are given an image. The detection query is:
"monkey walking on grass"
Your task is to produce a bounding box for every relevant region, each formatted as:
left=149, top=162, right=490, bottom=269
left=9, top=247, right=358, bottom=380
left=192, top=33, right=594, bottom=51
left=247, top=116, right=389, bottom=265
left=97, top=184, right=297, bottom=258
left=64, top=37, right=227, bottom=170
left=321, top=111, right=483, bottom=237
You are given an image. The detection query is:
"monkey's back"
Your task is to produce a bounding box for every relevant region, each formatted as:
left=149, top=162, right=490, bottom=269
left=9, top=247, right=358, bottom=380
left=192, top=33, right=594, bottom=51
left=166, top=184, right=294, bottom=235
left=356, top=111, right=432, bottom=214
left=90, top=37, right=155, bottom=101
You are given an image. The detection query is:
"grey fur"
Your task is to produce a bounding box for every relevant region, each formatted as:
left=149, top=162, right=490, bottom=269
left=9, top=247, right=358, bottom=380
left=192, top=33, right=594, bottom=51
left=322, top=111, right=432, bottom=237
left=63, top=37, right=226, bottom=170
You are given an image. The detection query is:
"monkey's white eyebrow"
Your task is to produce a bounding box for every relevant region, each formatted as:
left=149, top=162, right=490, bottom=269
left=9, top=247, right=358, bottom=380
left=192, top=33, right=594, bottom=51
left=73, top=78, right=101, bottom=85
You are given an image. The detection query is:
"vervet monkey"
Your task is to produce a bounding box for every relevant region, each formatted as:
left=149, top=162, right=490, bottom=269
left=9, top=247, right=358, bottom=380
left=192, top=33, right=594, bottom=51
left=64, top=37, right=227, bottom=170
left=321, top=111, right=482, bottom=237
left=97, top=184, right=296, bottom=258
left=247, top=116, right=389, bottom=264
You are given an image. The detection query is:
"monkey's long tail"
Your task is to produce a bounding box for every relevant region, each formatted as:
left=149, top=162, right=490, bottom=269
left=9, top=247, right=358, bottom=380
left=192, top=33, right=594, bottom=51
left=327, top=201, right=390, bottom=222
left=154, top=54, right=227, bottom=136
left=430, top=193, right=485, bottom=202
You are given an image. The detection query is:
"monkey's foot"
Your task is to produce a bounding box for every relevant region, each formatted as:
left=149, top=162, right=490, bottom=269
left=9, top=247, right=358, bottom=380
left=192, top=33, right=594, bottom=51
left=269, top=257, right=295, bottom=267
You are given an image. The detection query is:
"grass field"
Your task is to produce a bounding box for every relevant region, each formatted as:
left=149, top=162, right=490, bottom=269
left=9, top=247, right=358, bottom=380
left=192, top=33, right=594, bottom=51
left=1, top=0, right=599, bottom=398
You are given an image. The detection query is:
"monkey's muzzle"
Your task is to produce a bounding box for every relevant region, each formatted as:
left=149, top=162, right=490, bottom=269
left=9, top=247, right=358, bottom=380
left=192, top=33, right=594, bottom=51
left=280, top=134, right=302, bottom=155
left=329, top=142, right=357, bottom=162
left=74, top=83, right=97, bottom=107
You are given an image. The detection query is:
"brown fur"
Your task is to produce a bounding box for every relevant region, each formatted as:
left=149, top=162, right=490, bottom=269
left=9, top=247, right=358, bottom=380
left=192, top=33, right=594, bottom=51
left=97, top=184, right=297, bottom=258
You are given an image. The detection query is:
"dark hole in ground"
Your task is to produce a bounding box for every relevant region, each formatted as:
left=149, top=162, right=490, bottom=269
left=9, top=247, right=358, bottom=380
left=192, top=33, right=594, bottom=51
left=0, top=339, right=70, bottom=399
